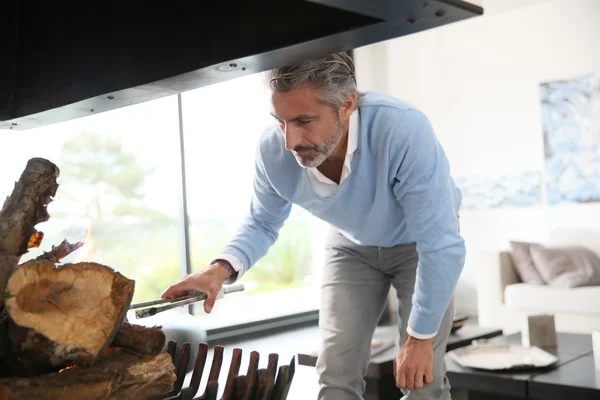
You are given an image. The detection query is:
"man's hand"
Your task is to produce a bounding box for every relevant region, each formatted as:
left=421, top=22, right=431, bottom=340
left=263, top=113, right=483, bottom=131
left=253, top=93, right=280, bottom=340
left=393, top=336, right=434, bottom=391
left=160, top=263, right=230, bottom=313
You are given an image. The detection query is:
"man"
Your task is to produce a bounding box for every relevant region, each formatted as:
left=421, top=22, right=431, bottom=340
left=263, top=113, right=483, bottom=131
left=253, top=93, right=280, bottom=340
left=162, top=52, right=465, bottom=399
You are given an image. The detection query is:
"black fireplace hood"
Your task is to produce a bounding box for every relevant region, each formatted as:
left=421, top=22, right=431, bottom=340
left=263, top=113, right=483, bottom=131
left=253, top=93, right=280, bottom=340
left=0, top=0, right=483, bottom=130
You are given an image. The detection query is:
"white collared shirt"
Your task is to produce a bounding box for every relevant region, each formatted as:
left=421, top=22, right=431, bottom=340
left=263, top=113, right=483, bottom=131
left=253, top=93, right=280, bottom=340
left=305, top=110, right=359, bottom=197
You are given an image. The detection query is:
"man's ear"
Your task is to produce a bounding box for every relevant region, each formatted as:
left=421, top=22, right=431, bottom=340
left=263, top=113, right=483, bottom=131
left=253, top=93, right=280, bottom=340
left=339, top=92, right=357, bottom=120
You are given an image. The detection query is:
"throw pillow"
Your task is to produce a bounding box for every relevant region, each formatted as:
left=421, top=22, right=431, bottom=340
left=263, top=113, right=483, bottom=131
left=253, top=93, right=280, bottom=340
left=508, top=241, right=546, bottom=285
left=529, top=245, right=600, bottom=288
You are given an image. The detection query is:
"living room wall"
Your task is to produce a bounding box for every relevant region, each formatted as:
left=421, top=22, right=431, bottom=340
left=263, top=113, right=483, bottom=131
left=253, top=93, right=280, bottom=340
left=354, top=0, right=600, bottom=316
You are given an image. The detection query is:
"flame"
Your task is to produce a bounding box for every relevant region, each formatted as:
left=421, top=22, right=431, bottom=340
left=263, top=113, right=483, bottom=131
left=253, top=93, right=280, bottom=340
left=59, top=364, right=77, bottom=373
left=74, top=226, right=93, bottom=263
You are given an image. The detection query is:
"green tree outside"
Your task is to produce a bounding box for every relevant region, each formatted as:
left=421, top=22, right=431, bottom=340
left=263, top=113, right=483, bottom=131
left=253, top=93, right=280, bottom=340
left=48, top=131, right=314, bottom=304
left=55, top=131, right=180, bottom=303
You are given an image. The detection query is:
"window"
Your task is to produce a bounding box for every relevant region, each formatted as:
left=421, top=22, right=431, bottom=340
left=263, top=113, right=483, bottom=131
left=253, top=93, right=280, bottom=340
left=0, top=97, right=182, bottom=305
left=0, top=70, right=326, bottom=332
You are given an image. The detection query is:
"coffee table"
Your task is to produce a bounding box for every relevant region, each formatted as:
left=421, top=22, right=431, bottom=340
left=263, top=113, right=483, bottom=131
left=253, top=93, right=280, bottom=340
left=529, top=352, right=600, bottom=400
left=446, top=332, right=598, bottom=400
left=297, top=324, right=502, bottom=367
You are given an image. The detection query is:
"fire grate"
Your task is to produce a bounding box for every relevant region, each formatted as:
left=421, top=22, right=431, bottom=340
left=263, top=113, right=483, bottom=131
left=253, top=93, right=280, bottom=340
left=149, top=340, right=296, bottom=400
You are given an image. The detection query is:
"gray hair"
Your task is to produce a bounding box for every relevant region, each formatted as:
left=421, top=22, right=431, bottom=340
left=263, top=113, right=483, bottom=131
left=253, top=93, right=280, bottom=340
left=266, top=52, right=366, bottom=110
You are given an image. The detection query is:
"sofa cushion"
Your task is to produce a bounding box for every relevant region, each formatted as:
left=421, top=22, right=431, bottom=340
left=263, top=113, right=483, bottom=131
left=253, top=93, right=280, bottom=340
left=529, top=245, right=600, bottom=288
left=505, top=283, right=600, bottom=316
left=508, top=241, right=545, bottom=285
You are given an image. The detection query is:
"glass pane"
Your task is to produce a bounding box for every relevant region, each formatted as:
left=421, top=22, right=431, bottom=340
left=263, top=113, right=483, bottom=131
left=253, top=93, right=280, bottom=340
left=0, top=96, right=182, bottom=304
left=181, top=73, right=324, bottom=328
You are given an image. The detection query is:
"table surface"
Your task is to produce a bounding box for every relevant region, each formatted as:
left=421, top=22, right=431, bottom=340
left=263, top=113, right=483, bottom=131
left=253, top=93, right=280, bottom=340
left=529, top=352, right=600, bottom=400
left=446, top=332, right=595, bottom=398
left=297, top=324, right=503, bottom=376
left=446, top=324, right=503, bottom=351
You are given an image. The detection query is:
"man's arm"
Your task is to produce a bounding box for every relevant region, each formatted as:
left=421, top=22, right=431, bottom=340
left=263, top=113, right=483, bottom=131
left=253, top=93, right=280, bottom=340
left=214, top=147, right=292, bottom=284
left=392, top=109, right=466, bottom=338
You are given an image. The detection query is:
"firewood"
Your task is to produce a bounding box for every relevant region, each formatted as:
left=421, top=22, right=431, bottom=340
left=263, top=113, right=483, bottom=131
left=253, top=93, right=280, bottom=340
left=0, top=158, right=60, bottom=371
left=4, top=260, right=134, bottom=375
left=32, top=239, right=85, bottom=264
left=0, top=348, right=176, bottom=400
left=112, top=322, right=166, bottom=356
left=0, top=158, right=60, bottom=302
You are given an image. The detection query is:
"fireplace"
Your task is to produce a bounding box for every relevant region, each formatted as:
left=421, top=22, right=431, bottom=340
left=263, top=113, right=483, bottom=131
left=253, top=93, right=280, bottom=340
left=0, top=158, right=295, bottom=399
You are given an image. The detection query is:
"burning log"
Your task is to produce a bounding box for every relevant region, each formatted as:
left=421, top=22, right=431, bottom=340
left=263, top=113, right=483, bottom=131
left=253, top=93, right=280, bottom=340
left=32, top=239, right=85, bottom=264
left=0, top=158, right=60, bottom=374
left=112, top=321, right=166, bottom=356
left=0, top=158, right=59, bottom=303
left=0, top=157, right=180, bottom=398
left=0, top=158, right=297, bottom=398
left=4, top=260, right=134, bottom=375
left=0, top=349, right=176, bottom=400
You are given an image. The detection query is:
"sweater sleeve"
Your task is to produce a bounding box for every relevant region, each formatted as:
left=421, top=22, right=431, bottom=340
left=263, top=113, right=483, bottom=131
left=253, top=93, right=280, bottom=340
left=392, top=109, right=466, bottom=337
left=217, top=145, right=292, bottom=281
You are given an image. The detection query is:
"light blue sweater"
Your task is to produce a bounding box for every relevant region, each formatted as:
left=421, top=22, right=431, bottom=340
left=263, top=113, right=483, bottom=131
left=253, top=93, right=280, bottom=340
left=221, top=91, right=465, bottom=336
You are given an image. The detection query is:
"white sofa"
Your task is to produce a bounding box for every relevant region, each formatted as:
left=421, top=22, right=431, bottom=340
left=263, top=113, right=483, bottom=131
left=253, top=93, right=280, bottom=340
left=477, top=249, right=600, bottom=334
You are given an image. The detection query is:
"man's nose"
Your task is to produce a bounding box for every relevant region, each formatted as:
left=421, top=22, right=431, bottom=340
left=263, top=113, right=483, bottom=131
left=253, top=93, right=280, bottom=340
left=283, top=124, right=301, bottom=151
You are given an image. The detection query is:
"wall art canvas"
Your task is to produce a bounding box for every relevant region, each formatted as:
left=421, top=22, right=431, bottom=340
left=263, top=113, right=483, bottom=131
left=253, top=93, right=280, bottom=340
left=540, top=73, right=600, bottom=204
left=455, top=171, right=541, bottom=210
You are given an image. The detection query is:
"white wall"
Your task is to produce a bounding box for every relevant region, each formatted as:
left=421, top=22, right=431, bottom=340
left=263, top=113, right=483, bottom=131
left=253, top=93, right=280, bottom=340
left=355, top=0, right=600, bottom=316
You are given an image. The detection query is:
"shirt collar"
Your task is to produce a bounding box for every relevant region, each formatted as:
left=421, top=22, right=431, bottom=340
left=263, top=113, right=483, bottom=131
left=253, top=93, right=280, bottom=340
left=346, top=109, right=359, bottom=157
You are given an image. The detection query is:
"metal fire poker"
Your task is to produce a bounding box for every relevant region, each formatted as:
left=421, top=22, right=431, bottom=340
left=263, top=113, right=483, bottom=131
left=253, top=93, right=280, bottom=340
left=130, top=284, right=245, bottom=319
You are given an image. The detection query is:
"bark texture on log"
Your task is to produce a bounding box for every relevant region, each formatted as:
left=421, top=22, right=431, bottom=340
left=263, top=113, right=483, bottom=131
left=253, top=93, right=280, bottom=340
left=0, top=349, right=175, bottom=400
left=112, top=322, right=166, bottom=356
left=4, top=260, right=134, bottom=375
left=0, top=309, right=9, bottom=377
left=0, top=158, right=60, bottom=299
left=32, top=239, right=84, bottom=264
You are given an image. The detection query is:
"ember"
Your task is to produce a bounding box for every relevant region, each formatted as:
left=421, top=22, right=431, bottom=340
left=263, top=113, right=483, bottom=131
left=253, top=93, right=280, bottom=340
left=27, top=231, right=44, bottom=249
left=58, top=365, right=77, bottom=373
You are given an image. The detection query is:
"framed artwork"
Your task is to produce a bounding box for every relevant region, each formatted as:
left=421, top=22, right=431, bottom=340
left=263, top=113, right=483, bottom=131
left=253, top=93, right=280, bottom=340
left=540, top=73, right=600, bottom=204
left=455, top=172, right=541, bottom=210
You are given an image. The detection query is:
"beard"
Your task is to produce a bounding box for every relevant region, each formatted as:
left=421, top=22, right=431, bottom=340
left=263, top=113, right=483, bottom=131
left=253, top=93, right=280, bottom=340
left=293, top=116, right=344, bottom=168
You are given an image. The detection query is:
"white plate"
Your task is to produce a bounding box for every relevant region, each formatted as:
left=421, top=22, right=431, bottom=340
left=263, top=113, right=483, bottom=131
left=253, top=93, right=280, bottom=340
left=448, top=344, right=559, bottom=371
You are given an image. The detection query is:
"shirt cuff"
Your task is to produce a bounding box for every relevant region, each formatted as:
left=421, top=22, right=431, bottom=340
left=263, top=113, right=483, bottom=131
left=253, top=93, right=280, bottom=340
left=212, top=253, right=245, bottom=284
left=407, top=325, right=437, bottom=340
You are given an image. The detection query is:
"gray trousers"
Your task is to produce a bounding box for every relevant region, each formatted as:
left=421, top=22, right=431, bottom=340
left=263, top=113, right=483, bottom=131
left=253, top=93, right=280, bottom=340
left=316, top=229, right=454, bottom=400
